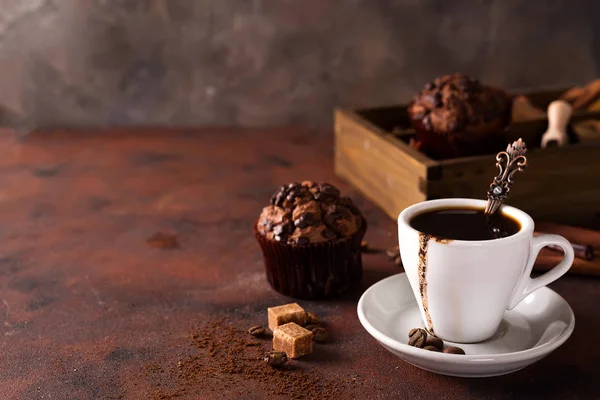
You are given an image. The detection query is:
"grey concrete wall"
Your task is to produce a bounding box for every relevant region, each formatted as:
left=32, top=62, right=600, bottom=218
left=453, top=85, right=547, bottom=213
left=0, top=0, right=599, bottom=129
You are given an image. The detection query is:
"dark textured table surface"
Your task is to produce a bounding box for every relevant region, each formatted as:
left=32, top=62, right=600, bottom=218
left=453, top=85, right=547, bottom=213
left=0, top=127, right=598, bottom=399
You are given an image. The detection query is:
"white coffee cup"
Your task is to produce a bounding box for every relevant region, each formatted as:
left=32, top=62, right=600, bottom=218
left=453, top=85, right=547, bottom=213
left=397, top=198, right=574, bottom=343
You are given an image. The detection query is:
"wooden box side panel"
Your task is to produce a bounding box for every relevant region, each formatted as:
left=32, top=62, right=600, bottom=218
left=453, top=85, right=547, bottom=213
left=334, top=109, right=429, bottom=220
left=427, top=143, right=600, bottom=225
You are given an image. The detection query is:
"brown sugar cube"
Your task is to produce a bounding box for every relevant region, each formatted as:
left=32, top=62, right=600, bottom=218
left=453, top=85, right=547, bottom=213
left=273, top=322, right=313, bottom=359
left=267, top=303, right=307, bottom=331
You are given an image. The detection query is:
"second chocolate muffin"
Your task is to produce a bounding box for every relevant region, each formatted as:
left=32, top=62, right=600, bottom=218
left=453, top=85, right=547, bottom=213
left=407, top=73, right=512, bottom=159
left=255, top=181, right=366, bottom=299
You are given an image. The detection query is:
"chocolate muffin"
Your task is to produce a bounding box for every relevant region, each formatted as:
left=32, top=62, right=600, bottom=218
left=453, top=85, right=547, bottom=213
left=255, top=181, right=366, bottom=299
left=407, top=73, right=512, bottom=159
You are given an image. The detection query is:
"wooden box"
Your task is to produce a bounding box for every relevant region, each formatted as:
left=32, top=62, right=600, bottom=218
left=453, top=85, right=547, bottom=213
left=334, top=90, right=600, bottom=227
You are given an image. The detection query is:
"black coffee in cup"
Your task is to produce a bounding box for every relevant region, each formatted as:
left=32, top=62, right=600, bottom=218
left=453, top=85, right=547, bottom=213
left=409, top=207, right=521, bottom=241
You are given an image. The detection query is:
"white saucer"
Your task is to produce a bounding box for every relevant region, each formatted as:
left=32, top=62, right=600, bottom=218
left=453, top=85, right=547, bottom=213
left=357, top=273, right=575, bottom=378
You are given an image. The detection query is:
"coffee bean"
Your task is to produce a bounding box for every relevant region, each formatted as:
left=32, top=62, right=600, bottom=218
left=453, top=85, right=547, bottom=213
left=408, top=328, right=427, bottom=348
left=248, top=326, right=265, bottom=337
left=265, top=351, right=288, bottom=367
left=306, top=312, right=320, bottom=325
left=423, top=345, right=440, bottom=352
left=311, top=327, right=329, bottom=342
left=443, top=346, right=465, bottom=355
left=425, top=337, right=444, bottom=350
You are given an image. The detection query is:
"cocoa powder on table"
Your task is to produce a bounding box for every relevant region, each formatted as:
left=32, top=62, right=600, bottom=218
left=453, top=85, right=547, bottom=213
left=147, top=317, right=346, bottom=399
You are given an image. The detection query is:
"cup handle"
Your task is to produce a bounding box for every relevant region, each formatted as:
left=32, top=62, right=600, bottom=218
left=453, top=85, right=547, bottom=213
left=507, top=234, right=574, bottom=310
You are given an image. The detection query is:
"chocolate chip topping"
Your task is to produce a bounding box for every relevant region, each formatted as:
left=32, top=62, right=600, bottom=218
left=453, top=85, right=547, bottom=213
left=258, top=181, right=363, bottom=245
left=408, top=73, right=511, bottom=135
left=294, top=213, right=315, bottom=229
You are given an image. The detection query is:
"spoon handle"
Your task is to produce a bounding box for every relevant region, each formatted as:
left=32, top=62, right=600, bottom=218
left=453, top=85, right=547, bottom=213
left=484, top=139, right=528, bottom=215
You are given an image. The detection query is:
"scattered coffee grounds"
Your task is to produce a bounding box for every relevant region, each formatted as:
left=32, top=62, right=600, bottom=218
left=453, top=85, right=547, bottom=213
left=268, top=303, right=307, bottom=331
left=408, top=328, right=427, bottom=348
left=386, top=245, right=402, bottom=266
left=147, top=318, right=345, bottom=399
left=273, top=322, right=313, bottom=358
left=443, top=346, right=465, bottom=355
left=147, top=232, right=179, bottom=249
left=306, top=312, right=320, bottom=325
left=311, top=327, right=329, bottom=343
left=248, top=325, right=266, bottom=337
left=264, top=351, right=288, bottom=368
left=407, top=327, right=466, bottom=354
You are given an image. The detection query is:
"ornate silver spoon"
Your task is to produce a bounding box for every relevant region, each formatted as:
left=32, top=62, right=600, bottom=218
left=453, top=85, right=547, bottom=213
left=484, top=138, right=528, bottom=215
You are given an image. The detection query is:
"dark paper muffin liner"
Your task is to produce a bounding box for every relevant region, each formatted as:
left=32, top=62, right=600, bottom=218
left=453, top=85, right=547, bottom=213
left=254, top=219, right=367, bottom=300
left=407, top=99, right=512, bottom=160
left=410, top=118, right=508, bottom=160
